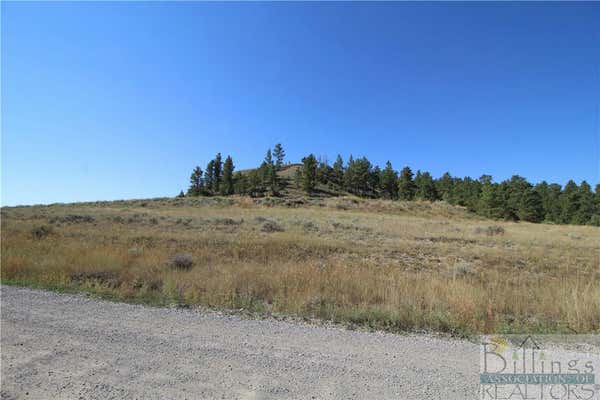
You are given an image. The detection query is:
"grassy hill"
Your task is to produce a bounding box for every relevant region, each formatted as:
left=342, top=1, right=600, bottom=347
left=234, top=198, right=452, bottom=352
left=2, top=194, right=599, bottom=336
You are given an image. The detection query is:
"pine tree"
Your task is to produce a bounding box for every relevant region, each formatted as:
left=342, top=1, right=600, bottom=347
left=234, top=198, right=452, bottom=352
left=316, top=156, right=331, bottom=185
left=574, top=181, right=594, bottom=225
left=414, top=171, right=437, bottom=201
left=517, top=188, right=544, bottom=223
left=261, top=149, right=279, bottom=195
left=213, top=153, right=223, bottom=193
left=247, top=170, right=263, bottom=197
left=379, top=161, right=398, bottom=199
left=534, top=181, right=549, bottom=221
left=273, top=143, right=285, bottom=169
left=370, top=165, right=381, bottom=195
left=343, top=155, right=355, bottom=193
left=479, top=179, right=503, bottom=219
left=221, top=156, right=235, bottom=195
left=455, top=177, right=482, bottom=212
left=177, top=190, right=185, bottom=198
left=301, top=154, right=318, bottom=193
left=559, top=180, right=580, bottom=224
left=536, top=182, right=562, bottom=223
left=504, top=175, right=531, bottom=221
left=233, top=171, right=247, bottom=195
left=590, top=183, right=600, bottom=226
left=204, top=160, right=215, bottom=194
left=332, top=155, right=344, bottom=187
left=435, top=172, right=455, bottom=202
left=345, top=157, right=372, bottom=196
left=264, top=149, right=273, bottom=166
left=398, top=167, right=416, bottom=200
left=354, top=157, right=373, bottom=196
left=187, top=166, right=203, bottom=196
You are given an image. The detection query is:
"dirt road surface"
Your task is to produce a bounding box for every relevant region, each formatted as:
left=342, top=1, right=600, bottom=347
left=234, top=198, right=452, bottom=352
left=1, top=285, right=479, bottom=399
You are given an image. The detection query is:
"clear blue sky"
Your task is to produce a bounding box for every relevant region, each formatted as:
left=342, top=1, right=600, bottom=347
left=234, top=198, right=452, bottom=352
left=2, top=2, right=599, bottom=206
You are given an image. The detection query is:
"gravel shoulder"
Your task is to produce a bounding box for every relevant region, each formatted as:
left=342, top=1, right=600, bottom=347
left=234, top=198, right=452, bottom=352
left=1, top=285, right=479, bottom=399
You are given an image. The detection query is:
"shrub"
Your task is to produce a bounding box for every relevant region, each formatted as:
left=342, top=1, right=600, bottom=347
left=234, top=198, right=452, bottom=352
left=261, top=220, right=284, bottom=233
left=70, top=270, right=119, bottom=287
left=302, top=221, right=319, bottom=232
left=49, top=214, right=95, bottom=224
left=588, top=215, right=600, bottom=227
left=453, top=261, right=475, bottom=277
left=167, top=254, right=194, bottom=270
left=128, top=246, right=143, bottom=258
left=568, top=233, right=581, bottom=240
left=473, top=225, right=504, bottom=236
left=213, top=218, right=243, bottom=225
left=31, top=225, right=52, bottom=239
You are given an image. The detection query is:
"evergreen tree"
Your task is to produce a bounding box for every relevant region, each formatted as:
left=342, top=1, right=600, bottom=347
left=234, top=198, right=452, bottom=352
left=479, top=174, right=493, bottom=186
left=261, top=149, right=279, bottom=195
left=187, top=166, right=203, bottom=196
left=559, top=180, right=580, bottom=224
left=537, top=182, right=562, bottom=223
left=435, top=172, right=455, bottom=202
left=332, top=155, right=345, bottom=187
left=414, top=171, right=437, bottom=201
left=273, top=143, right=285, bottom=169
left=504, top=175, right=531, bottom=221
left=343, top=155, right=355, bottom=193
left=316, top=156, right=332, bottom=185
left=398, top=167, right=416, bottom=200
left=574, top=181, right=594, bottom=225
left=454, top=177, right=482, bottom=212
left=221, top=156, right=235, bottom=195
left=247, top=170, right=263, bottom=197
left=533, top=181, right=549, bottom=221
left=177, top=190, right=185, bottom=198
left=264, top=149, right=273, bottom=166
left=517, top=188, right=544, bottom=223
left=213, top=153, right=223, bottom=193
left=479, top=179, right=503, bottom=219
left=590, top=184, right=600, bottom=226
left=379, top=161, right=398, bottom=199
left=345, top=157, right=373, bottom=196
left=370, top=165, right=381, bottom=195
left=301, top=154, right=318, bottom=193
left=233, top=171, right=247, bottom=195
left=204, top=160, right=215, bottom=194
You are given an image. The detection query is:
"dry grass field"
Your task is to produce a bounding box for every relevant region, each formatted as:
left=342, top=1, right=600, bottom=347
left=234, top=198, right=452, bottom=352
left=2, top=195, right=599, bottom=336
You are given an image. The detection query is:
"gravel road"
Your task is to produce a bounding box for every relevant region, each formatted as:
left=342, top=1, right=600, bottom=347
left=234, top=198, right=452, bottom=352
left=1, top=285, right=479, bottom=399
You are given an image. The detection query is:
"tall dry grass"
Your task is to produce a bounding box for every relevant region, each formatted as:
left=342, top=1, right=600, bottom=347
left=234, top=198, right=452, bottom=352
left=2, top=196, right=599, bottom=335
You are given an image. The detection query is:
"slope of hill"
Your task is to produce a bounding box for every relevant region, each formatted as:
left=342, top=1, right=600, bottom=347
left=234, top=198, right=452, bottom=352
left=2, top=194, right=599, bottom=335
left=238, top=163, right=344, bottom=199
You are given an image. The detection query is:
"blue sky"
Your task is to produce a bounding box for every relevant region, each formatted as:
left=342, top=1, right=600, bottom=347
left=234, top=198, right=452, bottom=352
left=2, top=2, right=599, bottom=206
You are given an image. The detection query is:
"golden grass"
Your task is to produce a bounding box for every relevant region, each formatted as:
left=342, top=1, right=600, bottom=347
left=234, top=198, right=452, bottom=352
left=2, top=196, right=599, bottom=335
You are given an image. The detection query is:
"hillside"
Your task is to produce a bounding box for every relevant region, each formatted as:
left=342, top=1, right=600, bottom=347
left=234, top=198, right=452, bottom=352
left=237, top=163, right=345, bottom=199
left=2, top=194, right=599, bottom=335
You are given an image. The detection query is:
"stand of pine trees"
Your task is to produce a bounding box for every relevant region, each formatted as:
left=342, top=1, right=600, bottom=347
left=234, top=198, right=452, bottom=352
left=185, top=146, right=600, bottom=226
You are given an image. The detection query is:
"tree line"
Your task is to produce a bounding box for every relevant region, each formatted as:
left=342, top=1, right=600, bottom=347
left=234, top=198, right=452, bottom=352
left=185, top=143, right=286, bottom=198
left=185, top=144, right=600, bottom=226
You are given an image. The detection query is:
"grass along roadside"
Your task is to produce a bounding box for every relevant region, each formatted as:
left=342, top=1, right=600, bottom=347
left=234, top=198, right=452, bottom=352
left=2, top=196, right=599, bottom=336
